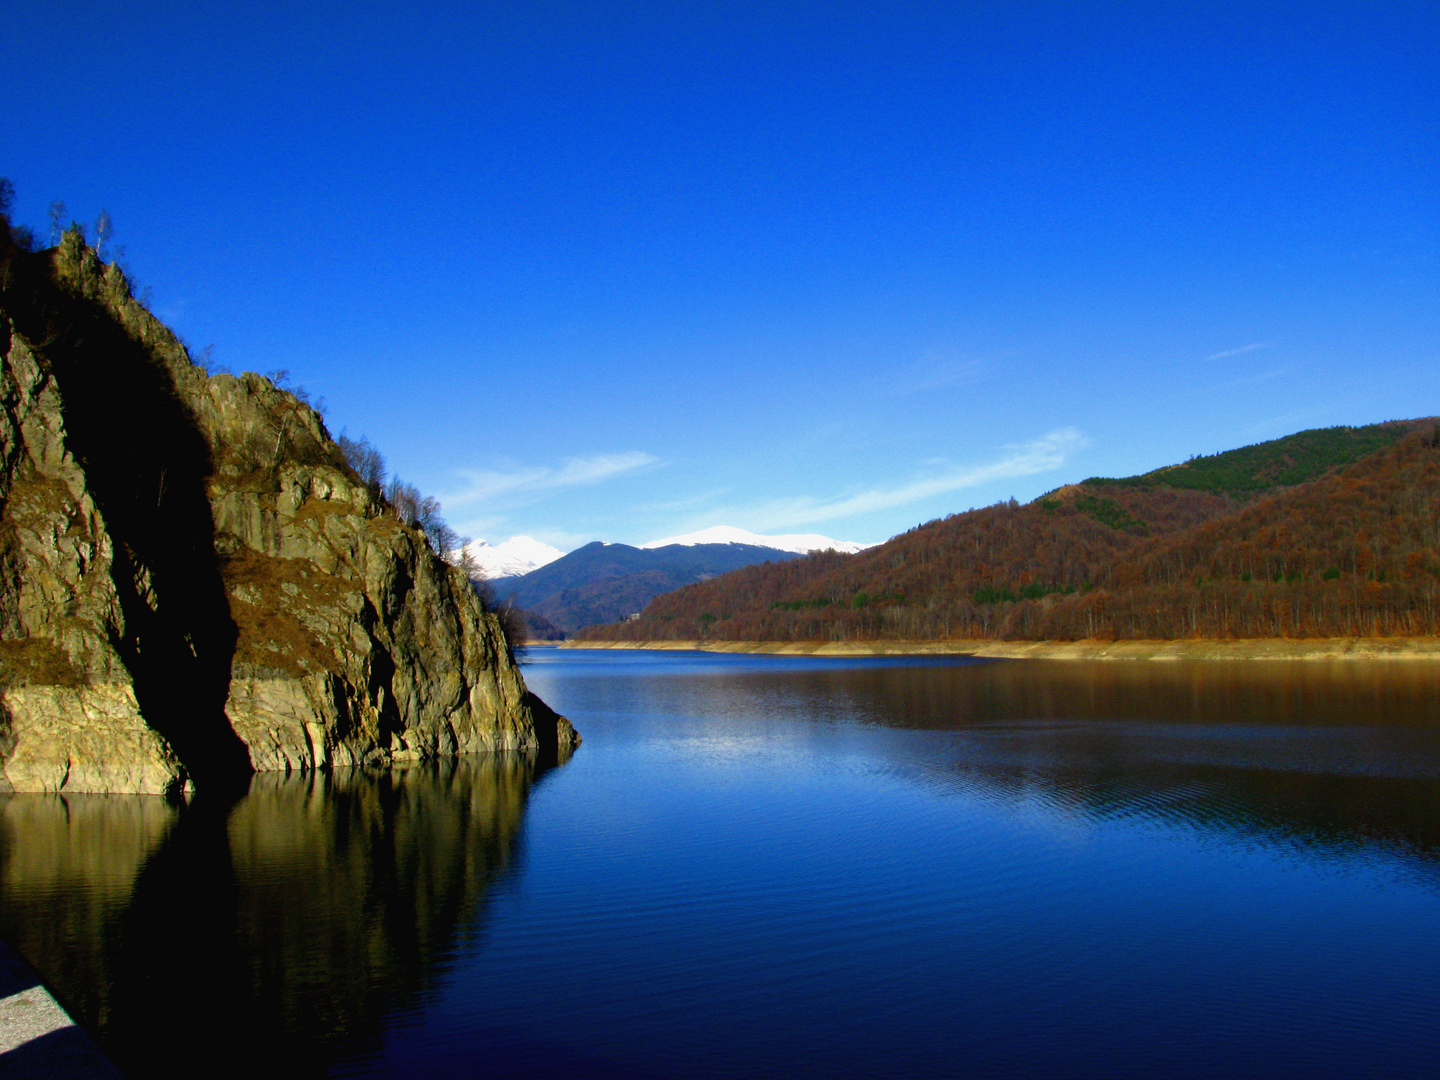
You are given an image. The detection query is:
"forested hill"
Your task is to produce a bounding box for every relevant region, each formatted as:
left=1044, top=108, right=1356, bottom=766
left=578, top=419, right=1440, bottom=643
left=1082, top=419, right=1427, bottom=498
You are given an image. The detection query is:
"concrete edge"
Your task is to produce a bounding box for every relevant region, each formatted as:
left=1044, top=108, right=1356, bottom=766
left=0, top=936, right=125, bottom=1077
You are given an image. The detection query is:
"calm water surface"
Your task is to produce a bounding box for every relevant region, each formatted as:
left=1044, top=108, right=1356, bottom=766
left=3, top=650, right=1440, bottom=1077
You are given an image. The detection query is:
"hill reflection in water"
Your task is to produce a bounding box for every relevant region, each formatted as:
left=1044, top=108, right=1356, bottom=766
left=5, top=654, right=1440, bottom=1078
left=548, top=655, right=1440, bottom=879
left=451, top=652, right=1440, bottom=1080
left=0, top=752, right=561, bottom=1076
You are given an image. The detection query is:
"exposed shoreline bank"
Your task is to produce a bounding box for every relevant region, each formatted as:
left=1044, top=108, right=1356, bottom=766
left=559, top=637, right=1440, bottom=661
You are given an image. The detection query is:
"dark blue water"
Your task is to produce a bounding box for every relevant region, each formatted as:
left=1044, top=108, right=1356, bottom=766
left=3, top=650, right=1440, bottom=1077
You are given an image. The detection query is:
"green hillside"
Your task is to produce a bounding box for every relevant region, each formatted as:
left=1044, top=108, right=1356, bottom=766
left=1082, top=419, right=1434, bottom=499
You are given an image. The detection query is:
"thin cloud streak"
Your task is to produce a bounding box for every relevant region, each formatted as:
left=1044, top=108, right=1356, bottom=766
left=884, top=356, right=987, bottom=397
left=1204, top=342, right=1272, bottom=362
left=637, top=488, right=735, bottom=514
left=444, top=451, right=659, bottom=508
left=735, top=428, right=1089, bottom=531
left=1223, top=364, right=1291, bottom=389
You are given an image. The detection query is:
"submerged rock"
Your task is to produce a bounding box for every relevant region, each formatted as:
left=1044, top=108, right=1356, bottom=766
left=0, top=224, right=576, bottom=793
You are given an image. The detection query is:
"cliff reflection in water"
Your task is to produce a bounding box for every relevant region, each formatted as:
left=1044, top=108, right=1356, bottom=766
left=0, top=752, right=561, bottom=1076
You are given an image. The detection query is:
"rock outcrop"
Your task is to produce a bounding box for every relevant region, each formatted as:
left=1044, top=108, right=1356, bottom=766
left=0, top=223, right=576, bottom=793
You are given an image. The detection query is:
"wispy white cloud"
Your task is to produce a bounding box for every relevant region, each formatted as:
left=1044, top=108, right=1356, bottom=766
left=885, top=354, right=987, bottom=397
left=723, top=428, right=1089, bottom=531
left=509, top=527, right=597, bottom=552
left=637, top=488, right=734, bottom=514
left=443, top=451, right=659, bottom=508
left=1204, top=342, right=1273, bottom=362
left=446, top=513, right=506, bottom=541
left=1223, top=364, right=1291, bottom=389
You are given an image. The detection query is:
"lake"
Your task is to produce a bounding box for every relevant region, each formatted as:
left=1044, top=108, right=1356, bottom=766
left=2, top=650, right=1439, bottom=1077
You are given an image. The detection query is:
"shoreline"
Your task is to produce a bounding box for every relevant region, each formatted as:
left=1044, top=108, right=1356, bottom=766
left=558, top=637, right=1440, bottom=661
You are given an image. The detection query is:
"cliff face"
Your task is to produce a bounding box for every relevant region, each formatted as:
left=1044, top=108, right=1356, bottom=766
left=0, top=227, right=576, bottom=794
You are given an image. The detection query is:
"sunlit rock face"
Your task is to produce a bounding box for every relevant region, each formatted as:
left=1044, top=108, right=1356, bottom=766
left=0, top=226, right=576, bottom=792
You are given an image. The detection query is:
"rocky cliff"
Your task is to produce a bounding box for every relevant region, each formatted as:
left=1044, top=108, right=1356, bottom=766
left=0, top=223, right=576, bottom=794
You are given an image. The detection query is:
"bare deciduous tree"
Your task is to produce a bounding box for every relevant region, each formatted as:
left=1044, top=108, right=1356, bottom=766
left=339, top=432, right=521, bottom=653
left=0, top=178, right=34, bottom=248
left=94, top=208, right=113, bottom=261
left=338, top=434, right=386, bottom=494
left=48, top=200, right=66, bottom=246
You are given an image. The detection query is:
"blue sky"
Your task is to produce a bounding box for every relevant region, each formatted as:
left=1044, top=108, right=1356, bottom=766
left=6, top=1, right=1436, bottom=549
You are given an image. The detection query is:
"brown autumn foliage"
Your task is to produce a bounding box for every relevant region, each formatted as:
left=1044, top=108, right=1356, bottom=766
left=581, top=425, right=1440, bottom=643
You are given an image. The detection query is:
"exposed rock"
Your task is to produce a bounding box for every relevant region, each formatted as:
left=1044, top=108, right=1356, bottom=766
left=0, top=223, right=576, bottom=793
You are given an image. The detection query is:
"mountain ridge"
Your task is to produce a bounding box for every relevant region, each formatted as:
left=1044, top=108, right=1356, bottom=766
left=465, top=528, right=871, bottom=633
left=578, top=418, right=1440, bottom=644
left=497, top=540, right=806, bottom=634
left=638, top=526, right=873, bottom=554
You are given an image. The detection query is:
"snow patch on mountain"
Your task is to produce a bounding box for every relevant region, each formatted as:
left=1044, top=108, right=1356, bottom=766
left=639, top=525, right=875, bottom=555
left=463, top=536, right=566, bottom=579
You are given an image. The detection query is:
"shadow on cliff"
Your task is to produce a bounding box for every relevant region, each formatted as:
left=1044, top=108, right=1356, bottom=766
left=0, top=755, right=559, bottom=1076
left=524, top=690, right=569, bottom=766
left=1, top=236, right=251, bottom=791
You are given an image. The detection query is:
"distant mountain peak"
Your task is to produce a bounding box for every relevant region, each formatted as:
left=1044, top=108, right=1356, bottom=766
left=639, top=525, right=874, bottom=555
left=462, top=535, right=565, bottom=580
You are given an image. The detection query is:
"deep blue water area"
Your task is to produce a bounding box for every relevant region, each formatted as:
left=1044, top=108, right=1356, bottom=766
left=3, top=650, right=1440, bottom=1077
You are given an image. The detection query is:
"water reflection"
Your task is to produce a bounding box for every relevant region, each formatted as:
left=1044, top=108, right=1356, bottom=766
left=532, top=654, right=1440, bottom=882
left=557, top=655, right=1440, bottom=730
left=8, top=655, right=1440, bottom=1079
left=774, top=660, right=1440, bottom=875
left=840, top=657, right=1440, bottom=730
left=907, top=729, right=1440, bottom=883
left=0, top=752, right=562, bottom=1076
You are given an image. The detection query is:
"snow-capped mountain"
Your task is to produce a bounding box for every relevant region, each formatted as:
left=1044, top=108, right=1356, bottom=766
left=462, top=536, right=565, bottom=580
left=639, top=525, right=875, bottom=555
